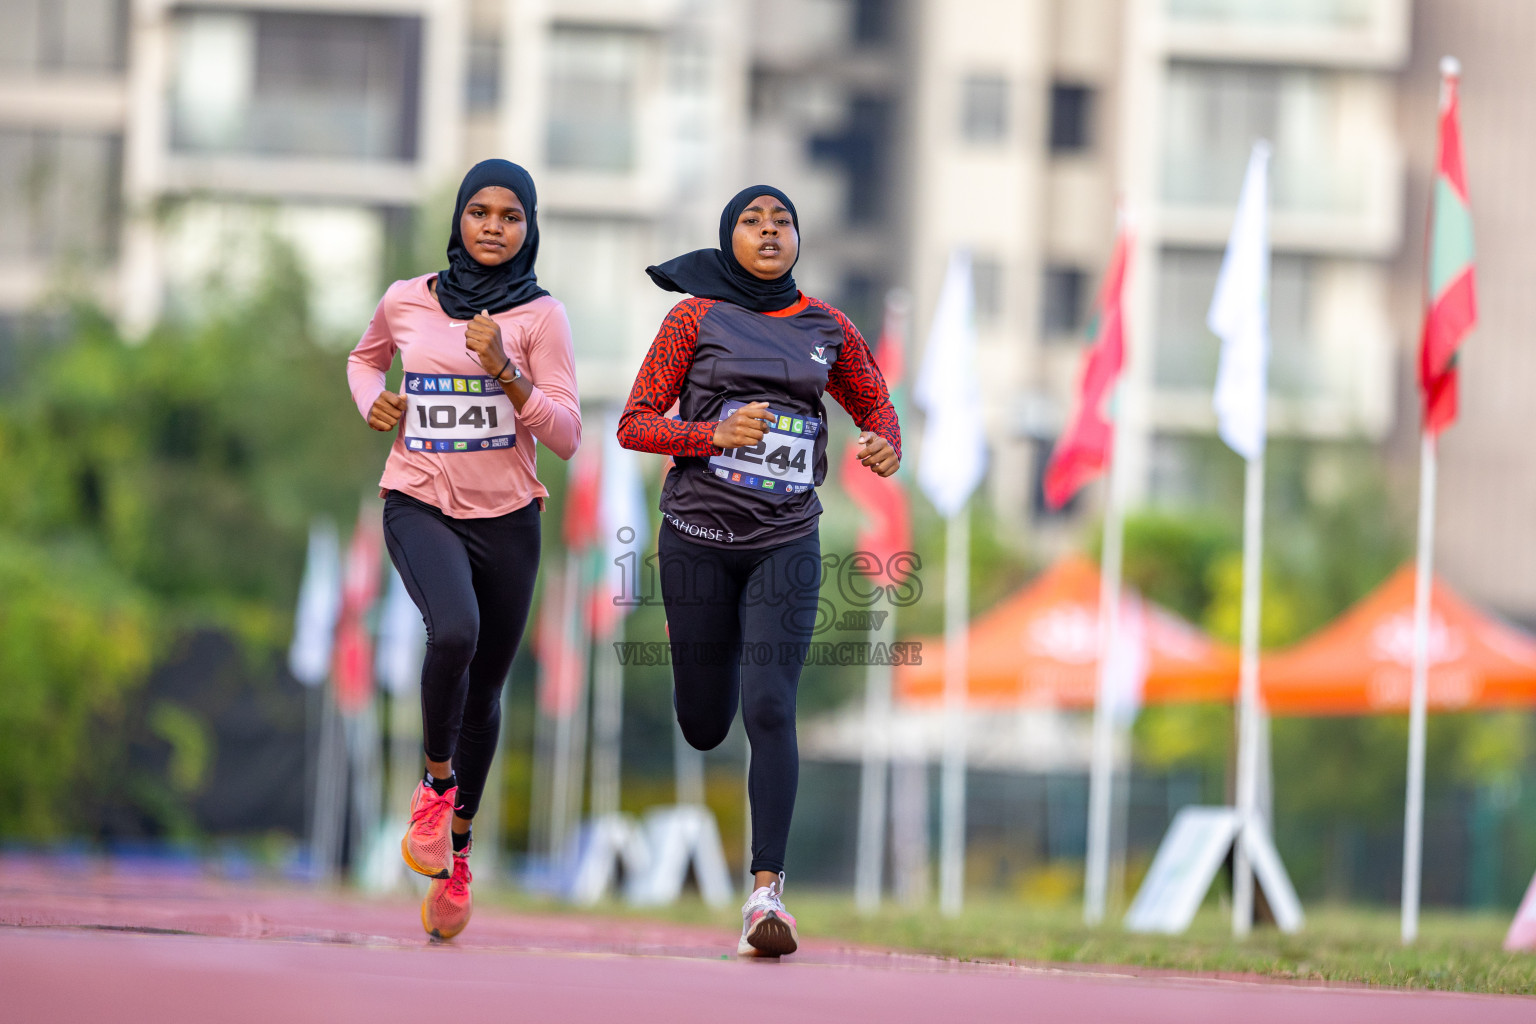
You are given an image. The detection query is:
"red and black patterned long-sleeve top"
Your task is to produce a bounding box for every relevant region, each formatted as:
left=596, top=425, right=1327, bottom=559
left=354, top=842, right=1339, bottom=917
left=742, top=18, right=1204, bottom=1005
left=618, top=294, right=901, bottom=548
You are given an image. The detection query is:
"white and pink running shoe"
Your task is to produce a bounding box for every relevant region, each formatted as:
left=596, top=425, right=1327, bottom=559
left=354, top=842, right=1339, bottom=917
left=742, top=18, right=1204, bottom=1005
left=738, top=872, right=798, bottom=957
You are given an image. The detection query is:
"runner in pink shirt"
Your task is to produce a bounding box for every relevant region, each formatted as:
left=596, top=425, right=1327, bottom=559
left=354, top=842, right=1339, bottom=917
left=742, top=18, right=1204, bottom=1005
left=347, top=159, right=580, bottom=940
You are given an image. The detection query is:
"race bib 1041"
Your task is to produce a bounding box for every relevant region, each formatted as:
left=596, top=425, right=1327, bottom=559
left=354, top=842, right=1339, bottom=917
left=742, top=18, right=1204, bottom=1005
left=402, top=372, right=516, bottom=453
left=706, top=402, right=820, bottom=497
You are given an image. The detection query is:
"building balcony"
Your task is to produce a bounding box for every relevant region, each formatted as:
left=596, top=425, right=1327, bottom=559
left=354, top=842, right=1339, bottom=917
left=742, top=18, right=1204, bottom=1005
left=1157, top=0, right=1410, bottom=69
left=1156, top=63, right=1403, bottom=257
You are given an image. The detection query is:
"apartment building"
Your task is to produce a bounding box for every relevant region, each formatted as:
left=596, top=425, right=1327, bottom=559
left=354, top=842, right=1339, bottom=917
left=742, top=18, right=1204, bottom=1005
left=1104, top=0, right=1409, bottom=527
left=0, top=0, right=747, bottom=404
left=751, top=1, right=1406, bottom=541
left=0, top=0, right=1127, bottom=517
left=742, top=0, right=1123, bottom=527
left=1109, top=0, right=1536, bottom=622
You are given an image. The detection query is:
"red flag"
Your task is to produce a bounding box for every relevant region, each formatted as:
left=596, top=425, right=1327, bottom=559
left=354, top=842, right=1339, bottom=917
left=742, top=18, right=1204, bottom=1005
left=1419, top=59, right=1477, bottom=436
left=332, top=503, right=383, bottom=715
left=563, top=440, right=602, bottom=551
left=844, top=292, right=912, bottom=577
left=845, top=447, right=912, bottom=573
left=1043, top=224, right=1133, bottom=509
left=870, top=293, right=906, bottom=392
left=535, top=573, right=584, bottom=718
left=589, top=416, right=647, bottom=639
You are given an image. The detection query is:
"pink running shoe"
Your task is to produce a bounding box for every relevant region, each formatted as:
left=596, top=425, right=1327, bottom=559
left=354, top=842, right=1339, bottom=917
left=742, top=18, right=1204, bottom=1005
left=422, top=844, right=473, bottom=940
left=737, top=872, right=798, bottom=957
left=401, top=779, right=455, bottom=879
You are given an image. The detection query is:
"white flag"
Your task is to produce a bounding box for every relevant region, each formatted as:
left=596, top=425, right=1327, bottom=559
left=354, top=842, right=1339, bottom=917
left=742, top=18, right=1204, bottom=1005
left=1209, top=141, right=1272, bottom=462
left=915, top=249, right=988, bottom=518
left=288, top=520, right=340, bottom=687
left=375, top=566, right=425, bottom=696
left=597, top=409, right=648, bottom=632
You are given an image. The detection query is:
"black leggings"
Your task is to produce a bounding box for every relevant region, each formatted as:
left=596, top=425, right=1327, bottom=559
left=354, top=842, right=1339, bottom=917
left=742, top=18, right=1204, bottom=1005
left=657, top=526, right=822, bottom=875
left=382, top=490, right=540, bottom=820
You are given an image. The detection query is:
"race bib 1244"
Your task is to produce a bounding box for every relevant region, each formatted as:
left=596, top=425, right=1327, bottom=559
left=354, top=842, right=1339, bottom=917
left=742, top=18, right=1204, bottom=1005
left=707, top=402, right=820, bottom=497
left=402, top=372, right=516, bottom=453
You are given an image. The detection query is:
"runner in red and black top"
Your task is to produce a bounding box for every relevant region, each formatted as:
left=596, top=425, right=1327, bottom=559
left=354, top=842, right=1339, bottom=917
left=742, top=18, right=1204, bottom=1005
left=618, top=185, right=899, bottom=958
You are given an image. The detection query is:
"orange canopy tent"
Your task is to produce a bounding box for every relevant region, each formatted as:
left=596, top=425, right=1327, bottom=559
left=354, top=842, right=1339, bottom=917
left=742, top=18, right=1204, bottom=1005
left=894, top=556, right=1237, bottom=709
left=1260, top=565, right=1536, bottom=716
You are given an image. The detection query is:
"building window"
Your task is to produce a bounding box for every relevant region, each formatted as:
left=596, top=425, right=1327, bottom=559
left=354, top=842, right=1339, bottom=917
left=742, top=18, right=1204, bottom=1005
left=1167, top=0, right=1374, bottom=30
left=1048, top=83, right=1094, bottom=153
left=465, top=37, right=501, bottom=113
left=961, top=75, right=1010, bottom=143
left=1162, top=61, right=1351, bottom=214
left=546, top=28, right=642, bottom=173
left=808, top=95, right=895, bottom=226
left=971, top=256, right=1004, bottom=327
left=1041, top=265, right=1088, bottom=337
left=0, top=128, right=122, bottom=262
left=852, top=0, right=896, bottom=45
left=838, top=273, right=883, bottom=341
left=1147, top=434, right=1203, bottom=507
left=0, top=0, right=128, bottom=75
left=535, top=216, right=647, bottom=361
left=1154, top=247, right=1313, bottom=397
left=170, top=10, right=422, bottom=161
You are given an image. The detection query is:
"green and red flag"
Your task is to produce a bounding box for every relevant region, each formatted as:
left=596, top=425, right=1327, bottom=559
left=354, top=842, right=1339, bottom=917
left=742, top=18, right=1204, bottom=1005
left=1420, top=58, right=1477, bottom=436
left=1044, top=222, right=1133, bottom=509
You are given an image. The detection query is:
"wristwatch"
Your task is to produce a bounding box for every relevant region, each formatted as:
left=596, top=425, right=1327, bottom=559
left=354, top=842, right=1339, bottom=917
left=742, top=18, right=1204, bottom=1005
left=497, top=362, right=523, bottom=384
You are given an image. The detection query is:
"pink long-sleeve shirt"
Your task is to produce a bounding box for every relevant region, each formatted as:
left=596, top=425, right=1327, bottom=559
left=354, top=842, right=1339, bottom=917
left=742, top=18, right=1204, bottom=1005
left=347, top=273, right=581, bottom=517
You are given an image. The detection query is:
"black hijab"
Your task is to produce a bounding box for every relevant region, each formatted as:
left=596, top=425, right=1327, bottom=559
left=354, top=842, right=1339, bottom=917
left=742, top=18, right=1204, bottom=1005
left=435, top=159, right=549, bottom=320
left=645, top=185, right=800, bottom=313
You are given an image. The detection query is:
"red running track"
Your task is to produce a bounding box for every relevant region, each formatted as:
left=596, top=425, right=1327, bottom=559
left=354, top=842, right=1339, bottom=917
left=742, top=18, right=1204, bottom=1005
left=1, top=860, right=1530, bottom=1024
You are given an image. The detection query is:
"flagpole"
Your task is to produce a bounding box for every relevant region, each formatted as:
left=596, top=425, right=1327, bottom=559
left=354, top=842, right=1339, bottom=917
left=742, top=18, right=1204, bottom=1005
left=548, top=551, right=583, bottom=862
left=564, top=605, right=592, bottom=864
left=310, top=682, right=345, bottom=882
left=590, top=619, right=624, bottom=820
left=939, top=506, right=970, bottom=917
left=855, top=602, right=897, bottom=912
left=1403, top=433, right=1438, bottom=943
left=1232, top=450, right=1266, bottom=937
left=917, top=250, right=984, bottom=918
left=1404, top=56, right=1468, bottom=946
left=1084, top=441, right=1126, bottom=924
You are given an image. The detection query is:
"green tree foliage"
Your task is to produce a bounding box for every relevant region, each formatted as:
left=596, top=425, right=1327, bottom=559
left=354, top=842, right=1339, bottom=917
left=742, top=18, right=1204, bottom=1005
left=0, top=539, right=153, bottom=838
left=0, top=251, right=385, bottom=838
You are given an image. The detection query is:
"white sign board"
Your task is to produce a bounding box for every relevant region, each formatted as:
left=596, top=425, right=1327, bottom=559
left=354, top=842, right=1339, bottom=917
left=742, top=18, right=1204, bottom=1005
left=1125, top=806, right=1241, bottom=934
left=1125, top=805, right=1303, bottom=934
left=626, top=804, right=734, bottom=908
left=1242, top=818, right=1304, bottom=932
left=567, top=813, right=653, bottom=906
left=1504, top=870, right=1536, bottom=951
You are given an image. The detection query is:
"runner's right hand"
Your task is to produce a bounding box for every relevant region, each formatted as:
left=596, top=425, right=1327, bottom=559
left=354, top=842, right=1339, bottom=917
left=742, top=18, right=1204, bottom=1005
left=712, top=401, right=774, bottom=449
left=368, top=390, right=408, bottom=431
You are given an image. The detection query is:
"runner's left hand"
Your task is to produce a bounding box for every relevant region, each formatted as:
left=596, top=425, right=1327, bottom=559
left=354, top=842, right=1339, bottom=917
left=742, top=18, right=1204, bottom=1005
left=465, top=309, right=512, bottom=378
left=857, top=433, right=899, bottom=477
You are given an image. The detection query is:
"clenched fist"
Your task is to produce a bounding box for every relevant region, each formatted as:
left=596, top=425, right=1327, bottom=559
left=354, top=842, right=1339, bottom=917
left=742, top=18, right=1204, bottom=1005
left=856, top=432, right=899, bottom=477
left=465, top=309, right=512, bottom=378
left=713, top=401, right=774, bottom=449
left=368, top=390, right=408, bottom=431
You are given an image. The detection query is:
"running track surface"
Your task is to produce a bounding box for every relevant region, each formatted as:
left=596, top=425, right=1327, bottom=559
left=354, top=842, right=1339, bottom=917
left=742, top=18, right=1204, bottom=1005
left=2, top=861, right=1530, bottom=1024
